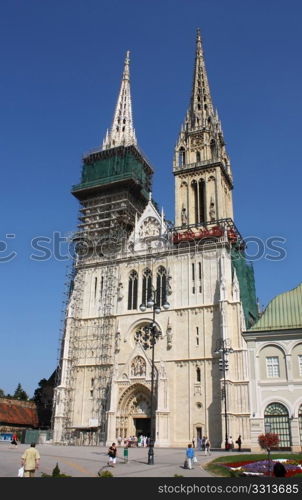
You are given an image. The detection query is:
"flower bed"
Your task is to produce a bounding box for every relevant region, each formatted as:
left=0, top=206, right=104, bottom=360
left=224, top=459, right=302, bottom=477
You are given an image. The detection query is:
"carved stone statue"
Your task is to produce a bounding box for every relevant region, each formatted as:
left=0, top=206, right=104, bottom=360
left=181, top=205, right=187, bottom=226
left=166, top=319, right=173, bottom=349
left=209, top=197, right=216, bottom=221
left=131, top=356, right=146, bottom=377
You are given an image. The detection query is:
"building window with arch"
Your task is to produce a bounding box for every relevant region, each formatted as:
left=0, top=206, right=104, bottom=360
left=196, top=151, right=201, bottom=163
left=156, top=266, right=167, bottom=307
left=266, top=356, right=280, bottom=378
left=299, top=355, right=302, bottom=376
left=264, top=403, right=291, bottom=448
left=196, top=367, right=201, bottom=382
left=128, top=270, right=138, bottom=310
left=142, top=268, right=152, bottom=305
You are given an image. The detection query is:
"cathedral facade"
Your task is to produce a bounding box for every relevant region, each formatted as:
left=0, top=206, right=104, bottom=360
left=53, top=31, right=258, bottom=448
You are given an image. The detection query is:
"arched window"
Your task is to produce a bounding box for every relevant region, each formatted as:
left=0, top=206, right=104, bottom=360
left=128, top=270, right=138, bottom=310
left=196, top=151, right=201, bottom=163
left=264, top=403, right=291, bottom=448
left=178, top=147, right=186, bottom=167
left=196, top=367, right=201, bottom=382
left=156, top=266, right=167, bottom=307
left=142, top=268, right=152, bottom=305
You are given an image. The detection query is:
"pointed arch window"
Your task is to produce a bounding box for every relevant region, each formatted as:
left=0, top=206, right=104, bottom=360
left=128, top=270, right=138, bottom=310
left=179, top=148, right=186, bottom=167
left=142, top=268, right=152, bottom=305
left=196, top=151, right=201, bottom=163
left=156, top=266, right=167, bottom=307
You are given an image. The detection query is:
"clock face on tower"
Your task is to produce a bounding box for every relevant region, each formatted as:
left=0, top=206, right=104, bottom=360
left=138, top=217, right=161, bottom=239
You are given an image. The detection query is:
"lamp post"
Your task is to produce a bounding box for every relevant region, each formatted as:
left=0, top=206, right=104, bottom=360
left=139, top=287, right=170, bottom=464
left=214, top=339, right=234, bottom=451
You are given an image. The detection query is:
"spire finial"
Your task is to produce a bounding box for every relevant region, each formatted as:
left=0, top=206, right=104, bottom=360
left=102, top=50, right=137, bottom=150
left=123, top=50, right=130, bottom=80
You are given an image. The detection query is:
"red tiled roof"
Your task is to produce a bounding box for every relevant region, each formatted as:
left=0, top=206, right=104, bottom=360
left=0, top=401, right=38, bottom=427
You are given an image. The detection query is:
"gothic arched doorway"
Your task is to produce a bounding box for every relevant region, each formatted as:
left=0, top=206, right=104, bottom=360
left=116, top=383, right=153, bottom=439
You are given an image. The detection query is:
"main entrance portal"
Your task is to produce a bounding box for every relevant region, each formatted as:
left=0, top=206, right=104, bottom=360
left=134, top=417, right=151, bottom=436
left=116, top=383, right=153, bottom=439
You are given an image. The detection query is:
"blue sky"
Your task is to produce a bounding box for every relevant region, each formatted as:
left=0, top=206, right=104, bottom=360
left=0, top=0, right=301, bottom=397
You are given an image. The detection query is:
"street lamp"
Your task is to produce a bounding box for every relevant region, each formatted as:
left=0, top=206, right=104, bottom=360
left=214, top=339, right=234, bottom=451
left=139, top=287, right=170, bottom=464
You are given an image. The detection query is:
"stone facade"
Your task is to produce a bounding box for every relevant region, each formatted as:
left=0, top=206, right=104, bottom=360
left=53, top=31, right=257, bottom=448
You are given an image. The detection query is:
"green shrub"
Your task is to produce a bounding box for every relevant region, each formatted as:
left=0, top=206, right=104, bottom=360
left=41, top=462, right=72, bottom=478
left=98, top=470, right=113, bottom=477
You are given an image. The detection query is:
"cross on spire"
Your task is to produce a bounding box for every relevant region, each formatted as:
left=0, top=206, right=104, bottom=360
left=102, top=51, right=137, bottom=150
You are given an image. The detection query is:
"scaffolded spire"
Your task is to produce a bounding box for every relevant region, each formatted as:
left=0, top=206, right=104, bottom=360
left=102, top=51, right=137, bottom=150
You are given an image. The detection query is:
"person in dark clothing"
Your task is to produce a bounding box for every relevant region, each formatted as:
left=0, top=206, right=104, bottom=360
left=273, top=462, right=286, bottom=477
left=236, top=435, right=242, bottom=451
left=107, top=443, right=117, bottom=467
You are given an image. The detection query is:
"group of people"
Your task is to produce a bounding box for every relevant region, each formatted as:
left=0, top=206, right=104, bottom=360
left=196, top=436, right=211, bottom=454
left=117, top=435, right=150, bottom=448
left=227, top=435, right=242, bottom=451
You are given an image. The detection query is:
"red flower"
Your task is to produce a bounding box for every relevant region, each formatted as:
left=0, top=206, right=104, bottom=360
left=258, top=433, right=279, bottom=450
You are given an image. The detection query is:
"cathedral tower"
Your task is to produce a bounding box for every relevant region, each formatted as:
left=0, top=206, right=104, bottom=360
left=53, top=33, right=258, bottom=449
left=174, top=29, right=233, bottom=227
left=72, top=51, right=153, bottom=244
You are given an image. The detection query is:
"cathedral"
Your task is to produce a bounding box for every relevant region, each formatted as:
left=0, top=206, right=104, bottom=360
left=52, top=30, right=260, bottom=449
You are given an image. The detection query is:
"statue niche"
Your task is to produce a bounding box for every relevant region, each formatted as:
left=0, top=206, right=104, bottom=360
left=131, top=356, right=146, bottom=377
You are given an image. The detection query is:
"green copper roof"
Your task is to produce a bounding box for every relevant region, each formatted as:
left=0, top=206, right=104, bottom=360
left=249, top=282, right=302, bottom=331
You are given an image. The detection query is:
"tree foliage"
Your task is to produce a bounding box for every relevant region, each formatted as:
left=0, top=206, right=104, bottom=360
left=33, top=379, right=48, bottom=405
left=13, top=383, right=29, bottom=401
left=0, top=388, right=5, bottom=398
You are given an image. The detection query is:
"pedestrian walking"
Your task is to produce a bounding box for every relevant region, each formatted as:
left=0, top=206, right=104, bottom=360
left=185, top=443, right=195, bottom=469
left=197, top=436, right=202, bottom=451
left=201, top=435, right=206, bottom=451
left=235, top=435, right=242, bottom=451
left=204, top=437, right=211, bottom=456
left=21, top=443, right=40, bottom=478
left=11, top=433, right=18, bottom=446
left=107, top=442, right=117, bottom=467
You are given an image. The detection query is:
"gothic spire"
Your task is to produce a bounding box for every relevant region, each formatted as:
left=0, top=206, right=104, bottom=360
left=102, top=51, right=137, bottom=150
left=189, top=28, right=214, bottom=130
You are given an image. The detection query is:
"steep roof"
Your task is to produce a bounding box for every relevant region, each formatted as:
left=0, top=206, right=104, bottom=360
left=0, top=399, right=38, bottom=427
left=248, top=282, right=302, bottom=332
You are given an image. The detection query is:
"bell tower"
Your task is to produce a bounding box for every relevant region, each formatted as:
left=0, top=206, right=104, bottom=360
left=174, top=29, right=233, bottom=227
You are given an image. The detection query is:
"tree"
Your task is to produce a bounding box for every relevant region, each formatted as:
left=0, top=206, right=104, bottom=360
left=13, top=383, right=29, bottom=401
left=33, top=379, right=48, bottom=405
left=0, top=388, right=5, bottom=398
left=258, top=433, right=279, bottom=476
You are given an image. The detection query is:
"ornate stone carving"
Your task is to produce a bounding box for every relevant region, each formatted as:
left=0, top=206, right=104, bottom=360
left=181, top=205, right=187, bottom=226
left=209, top=196, right=216, bottom=221
left=115, top=326, right=121, bottom=353
left=139, top=217, right=161, bottom=239
left=166, top=318, right=173, bottom=349
left=130, top=356, right=146, bottom=377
